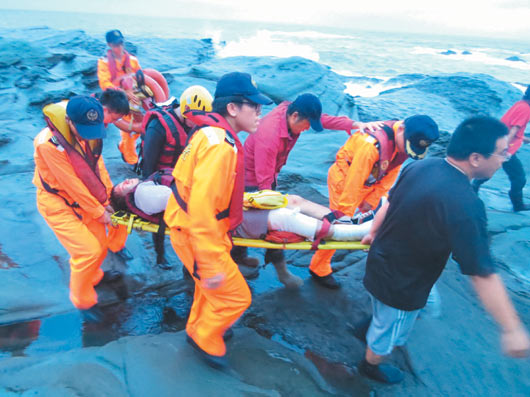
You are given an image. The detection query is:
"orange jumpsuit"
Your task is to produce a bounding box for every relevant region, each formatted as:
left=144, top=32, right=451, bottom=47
left=310, top=127, right=403, bottom=276
left=97, top=52, right=141, bottom=164
left=33, top=102, right=127, bottom=309
left=164, top=126, right=251, bottom=357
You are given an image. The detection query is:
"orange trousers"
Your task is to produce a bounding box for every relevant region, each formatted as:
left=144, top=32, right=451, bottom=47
left=309, top=182, right=342, bottom=277
left=36, top=190, right=128, bottom=309
left=169, top=228, right=251, bottom=357
left=118, top=129, right=140, bottom=165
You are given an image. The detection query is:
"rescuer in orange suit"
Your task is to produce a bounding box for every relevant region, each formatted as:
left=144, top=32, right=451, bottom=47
left=97, top=29, right=142, bottom=164
left=164, top=72, right=273, bottom=369
left=33, top=96, right=128, bottom=310
left=309, top=115, right=440, bottom=289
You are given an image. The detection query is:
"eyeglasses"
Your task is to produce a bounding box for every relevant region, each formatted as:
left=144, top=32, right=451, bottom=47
left=239, top=100, right=262, bottom=113
left=488, top=150, right=510, bottom=161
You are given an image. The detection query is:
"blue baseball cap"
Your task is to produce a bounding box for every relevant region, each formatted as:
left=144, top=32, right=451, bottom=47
left=291, top=94, right=323, bottom=132
left=106, top=29, right=124, bottom=45
left=214, top=72, right=272, bottom=105
left=66, top=96, right=106, bottom=140
left=403, top=115, right=439, bottom=159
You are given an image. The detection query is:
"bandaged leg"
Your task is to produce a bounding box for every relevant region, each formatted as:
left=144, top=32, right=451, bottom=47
left=330, top=220, right=373, bottom=241
left=267, top=207, right=319, bottom=240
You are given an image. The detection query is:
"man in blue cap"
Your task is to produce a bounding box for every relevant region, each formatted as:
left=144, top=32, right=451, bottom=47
left=310, top=114, right=440, bottom=289
left=240, top=93, right=382, bottom=287
left=165, top=72, right=273, bottom=369
left=33, top=95, right=127, bottom=310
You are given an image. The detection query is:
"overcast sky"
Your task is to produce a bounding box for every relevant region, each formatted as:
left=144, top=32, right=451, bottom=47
left=2, top=0, right=530, bottom=38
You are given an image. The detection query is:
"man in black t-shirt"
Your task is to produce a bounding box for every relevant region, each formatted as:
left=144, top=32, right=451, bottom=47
left=357, top=116, right=530, bottom=384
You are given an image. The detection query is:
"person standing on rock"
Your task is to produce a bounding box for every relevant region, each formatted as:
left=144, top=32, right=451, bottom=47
left=164, top=72, right=273, bottom=369
left=97, top=29, right=142, bottom=165
left=33, top=96, right=128, bottom=310
left=357, top=116, right=530, bottom=384
left=310, top=115, right=439, bottom=289
left=241, top=93, right=380, bottom=287
left=473, top=85, right=530, bottom=211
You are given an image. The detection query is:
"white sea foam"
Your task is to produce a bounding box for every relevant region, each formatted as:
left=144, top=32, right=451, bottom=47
left=215, top=30, right=320, bottom=61
left=412, top=46, right=530, bottom=70
left=270, top=30, right=357, bottom=40
left=344, top=80, right=404, bottom=98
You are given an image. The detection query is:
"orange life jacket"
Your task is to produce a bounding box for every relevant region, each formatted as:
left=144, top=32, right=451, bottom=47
left=172, top=110, right=245, bottom=231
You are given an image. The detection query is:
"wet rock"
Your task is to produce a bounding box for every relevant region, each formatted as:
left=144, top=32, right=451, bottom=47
left=440, top=50, right=456, bottom=55
left=29, top=90, right=77, bottom=107
left=505, top=56, right=525, bottom=63
left=0, top=135, right=12, bottom=147
left=46, top=52, right=76, bottom=66
left=0, top=329, right=350, bottom=396
left=462, top=50, right=472, bottom=55
left=14, top=73, right=40, bottom=89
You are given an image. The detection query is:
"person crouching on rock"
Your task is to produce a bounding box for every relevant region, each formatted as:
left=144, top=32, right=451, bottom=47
left=163, top=72, right=272, bottom=369
left=110, top=174, right=372, bottom=288
left=33, top=96, right=128, bottom=310
left=310, top=115, right=439, bottom=289
left=357, top=116, right=529, bottom=384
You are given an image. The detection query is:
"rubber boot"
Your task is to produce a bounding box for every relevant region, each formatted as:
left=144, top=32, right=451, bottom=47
left=273, top=259, right=303, bottom=289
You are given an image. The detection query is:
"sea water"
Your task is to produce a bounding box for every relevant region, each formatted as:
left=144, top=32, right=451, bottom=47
left=1, top=8, right=528, bottom=95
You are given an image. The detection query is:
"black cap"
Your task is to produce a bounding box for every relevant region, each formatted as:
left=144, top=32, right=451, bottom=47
left=403, top=115, right=439, bottom=159
left=214, top=72, right=272, bottom=105
left=291, top=94, right=323, bottom=132
left=106, top=29, right=124, bottom=45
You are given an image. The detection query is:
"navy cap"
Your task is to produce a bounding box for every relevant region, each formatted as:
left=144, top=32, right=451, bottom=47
left=106, top=29, right=124, bottom=45
left=214, top=72, right=272, bottom=105
left=66, top=96, right=106, bottom=140
left=403, top=115, right=439, bottom=159
left=291, top=94, right=323, bottom=132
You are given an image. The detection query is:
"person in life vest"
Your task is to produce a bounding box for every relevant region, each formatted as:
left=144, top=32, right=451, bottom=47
left=97, top=29, right=142, bottom=165
left=33, top=96, right=128, bottom=310
left=238, top=93, right=383, bottom=283
left=309, top=115, right=439, bottom=289
left=473, top=85, right=530, bottom=211
left=97, top=88, right=130, bottom=126
left=110, top=175, right=372, bottom=282
left=164, top=72, right=272, bottom=369
left=140, top=85, right=213, bottom=178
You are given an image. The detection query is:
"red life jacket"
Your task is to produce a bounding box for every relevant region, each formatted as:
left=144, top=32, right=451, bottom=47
left=106, top=49, right=132, bottom=82
left=125, top=169, right=174, bottom=224
left=43, top=116, right=108, bottom=205
left=364, top=120, right=408, bottom=186
left=140, top=104, right=188, bottom=170
left=173, top=110, right=245, bottom=231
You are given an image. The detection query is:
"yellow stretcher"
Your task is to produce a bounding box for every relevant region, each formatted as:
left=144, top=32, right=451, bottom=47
left=111, top=211, right=368, bottom=251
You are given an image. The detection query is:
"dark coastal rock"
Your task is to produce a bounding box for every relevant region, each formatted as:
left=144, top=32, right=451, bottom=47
left=0, top=329, right=349, bottom=396
left=505, top=56, right=525, bottom=63
left=0, top=135, right=11, bottom=147
left=0, top=26, right=528, bottom=396
left=190, top=56, right=355, bottom=118
left=462, top=50, right=472, bottom=55
left=440, top=50, right=456, bottom=55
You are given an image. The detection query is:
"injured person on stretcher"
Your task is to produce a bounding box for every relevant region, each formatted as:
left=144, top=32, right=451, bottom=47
left=110, top=177, right=373, bottom=242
